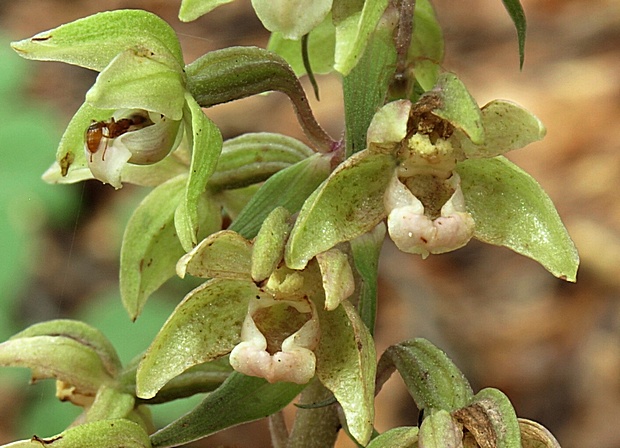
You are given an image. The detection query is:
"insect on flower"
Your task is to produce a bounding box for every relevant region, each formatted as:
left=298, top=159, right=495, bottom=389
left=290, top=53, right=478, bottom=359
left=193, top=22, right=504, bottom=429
left=85, top=114, right=150, bottom=162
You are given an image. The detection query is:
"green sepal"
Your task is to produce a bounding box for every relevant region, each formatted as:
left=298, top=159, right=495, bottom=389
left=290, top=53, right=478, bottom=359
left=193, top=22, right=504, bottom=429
left=86, top=385, right=136, bottom=422
left=376, top=338, right=473, bottom=414
left=177, top=230, right=253, bottom=280
left=268, top=15, right=336, bottom=76
left=500, top=0, right=527, bottom=69
left=285, top=150, right=396, bottom=269
left=366, top=426, right=419, bottom=448
left=315, top=300, right=376, bottom=445
left=333, top=0, right=390, bottom=75
left=230, top=153, right=332, bottom=239
left=251, top=207, right=292, bottom=282
left=409, top=0, right=444, bottom=91
left=11, top=9, right=183, bottom=72
left=175, top=93, right=223, bottom=251
left=453, top=388, right=521, bottom=448
left=350, top=223, right=385, bottom=334
left=209, top=132, right=313, bottom=191
left=456, top=156, right=579, bottom=281
left=0, top=419, right=151, bottom=448
left=179, top=0, right=234, bottom=22
left=252, top=0, right=333, bottom=40
left=429, top=73, right=484, bottom=144
left=86, top=50, right=186, bottom=120
left=8, top=319, right=121, bottom=378
left=120, top=175, right=187, bottom=321
left=149, top=372, right=305, bottom=447
left=316, top=248, right=355, bottom=311
left=136, top=279, right=260, bottom=399
left=418, top=409, right=463, bottom=448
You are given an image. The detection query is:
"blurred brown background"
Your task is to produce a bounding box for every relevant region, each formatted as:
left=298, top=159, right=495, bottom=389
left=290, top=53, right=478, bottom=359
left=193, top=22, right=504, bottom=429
left=1, top=0, right=619, bottom=447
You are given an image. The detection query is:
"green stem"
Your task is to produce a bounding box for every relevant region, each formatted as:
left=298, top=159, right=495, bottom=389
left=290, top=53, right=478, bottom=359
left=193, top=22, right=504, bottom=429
left=287, top=379, right=340, bottom=448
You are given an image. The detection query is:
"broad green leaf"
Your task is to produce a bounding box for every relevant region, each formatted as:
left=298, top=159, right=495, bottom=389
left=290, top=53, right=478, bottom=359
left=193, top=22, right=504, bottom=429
left=251, top=207, right=291, bottom=282
left=519, top=419, right=561, bottom=448
left=285, top=150, right=396, bottom=269
left=268, top=15, right=336, bottom=76
left=11, top=320, right=121, bottom=378
left=11, top=9, right=183, bottom=72
left=177, top=230, right=253, bottom=280
left=230, top=153, right=331, bottom=239
left=175, top=94, right=223, bottom=251
left=454, top=100, right=545, bottom=159
left=315, top=300, right=376, bottom=445
left=418, top=410, right=462, bottom=448
left=179, top=0, right=234, bottom=22
left=343, top=20, right=398, bottom=155
left=0, top=336, right=112, bottom=395
left=252, top=0, right=333, bottom=40
left=377, top=338, right=473, bottom=413
left=333, top=0, right=390, bottom=75
left=0, top=419, right=151, bottom=448
left=86, top=50, right=186, bottom=120
left=209, top=132, right=313, bottom=190
left=350, top=223, right=385, bottom=333
left=500, top=0, right=527, bottom=68
left=409, top=0, right=443, bottom=91
left=120, top=175, right=187, bottom=321
left=136, top=278, right=259, bottom=399
left=150, top=372, right=304, bottom=447
left=456, top=157, right=579, bottom=281
left=453, top=388, right=521, bottom=448
left=429, top=73, right=484, bottom=144
left=366, top=426, right=419, bottom=448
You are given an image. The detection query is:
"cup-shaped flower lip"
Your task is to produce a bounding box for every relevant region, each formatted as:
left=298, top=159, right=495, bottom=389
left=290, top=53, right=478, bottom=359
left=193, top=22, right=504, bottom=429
left=229, top=295, right=320, bottom=384
left=85, top=109, right=183, bottom=188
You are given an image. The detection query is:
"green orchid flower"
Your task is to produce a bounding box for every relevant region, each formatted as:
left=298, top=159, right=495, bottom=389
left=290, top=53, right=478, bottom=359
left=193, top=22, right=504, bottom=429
left=11, top=9, right=216, bottom=190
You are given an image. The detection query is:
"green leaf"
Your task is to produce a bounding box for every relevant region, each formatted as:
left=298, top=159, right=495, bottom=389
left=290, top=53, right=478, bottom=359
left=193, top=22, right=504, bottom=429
left=268, top=15, right=336, bottom=76
left=333, top=0, right=390, bottom=75
left=343, top=20, right=397, bottom=155
left=179, top=0, right=234, bottom=22
left=11, top=320, right=121, bottom=378
left=176, top=230, right=253, bottom=280
left=11, top=9, right=183, bottom=72
left=376, top=338, right=473, bottom=413
left=418, top=409, right=463, bottom=448
left=175, top=94, right=223, bottom=251
left=453, top=388, right=521, bottom=448
left=409, top=0, right=444, bottom=91
left=315, top=300, right=376, bottom=445
left=366, top=426, right=419, bottom=448
left=285, top=150, right=396, bottom=269
left=120, top=175, right=187, bottom=321
left=136, top=278, right=259, bottom=399
left=150, top=372, right=304, bottom=447
left=350, top=223, right=386, bottom=334
left=209, top=132, right=313, bottom=190
left=456, top=156, right=579, bottom=281
left=0, top=419, right=151, bottom=448
left=85, top=50, right=186, bottom=120
left=429, top=73, right=484, bottom=144
left=500, top=0, right=527, bottom=69
left=230, top=153, right=331, bottom=239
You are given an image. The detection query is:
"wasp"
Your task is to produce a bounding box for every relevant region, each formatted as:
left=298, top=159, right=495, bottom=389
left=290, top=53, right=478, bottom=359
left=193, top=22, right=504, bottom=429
left=85, top=114, right=149, bottom=162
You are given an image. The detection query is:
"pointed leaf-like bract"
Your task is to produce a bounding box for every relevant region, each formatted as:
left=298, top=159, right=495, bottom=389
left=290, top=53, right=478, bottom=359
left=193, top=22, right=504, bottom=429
left=121, top=175, right=187, bottom=320
left=136, top=279, right=260, bottom=399
left=315, top=300, right=376, bottom=445
left=456, top=156, right=579, bottom=281
left=11, top=9, right=183, bottom=72
left=377, top=338, right=473, bottom=413
left=149, top=372, right=304, bottom=447
left=500, top=0, right=527, bottom=68
left=286, top=150, right=396, bottom=269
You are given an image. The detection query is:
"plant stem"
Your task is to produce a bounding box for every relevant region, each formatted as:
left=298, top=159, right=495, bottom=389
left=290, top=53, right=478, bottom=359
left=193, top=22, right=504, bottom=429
left=269, top=411, right=289, bottom=448
left=287, top=379, right=340, bottom=448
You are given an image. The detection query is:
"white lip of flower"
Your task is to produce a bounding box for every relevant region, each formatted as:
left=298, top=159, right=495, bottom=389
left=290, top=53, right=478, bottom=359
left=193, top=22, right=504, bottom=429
left=85, top=109, right=182, bottom=188
left=384, top=171, right=475, bottom=258
left=229, top=296, right=320, bottom=384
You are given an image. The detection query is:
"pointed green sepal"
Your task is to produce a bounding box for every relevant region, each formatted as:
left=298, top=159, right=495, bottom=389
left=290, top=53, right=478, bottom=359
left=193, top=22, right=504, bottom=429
left=251, top=207, right=292, bottom=282
left=179, top=0, right=234, bottom=22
